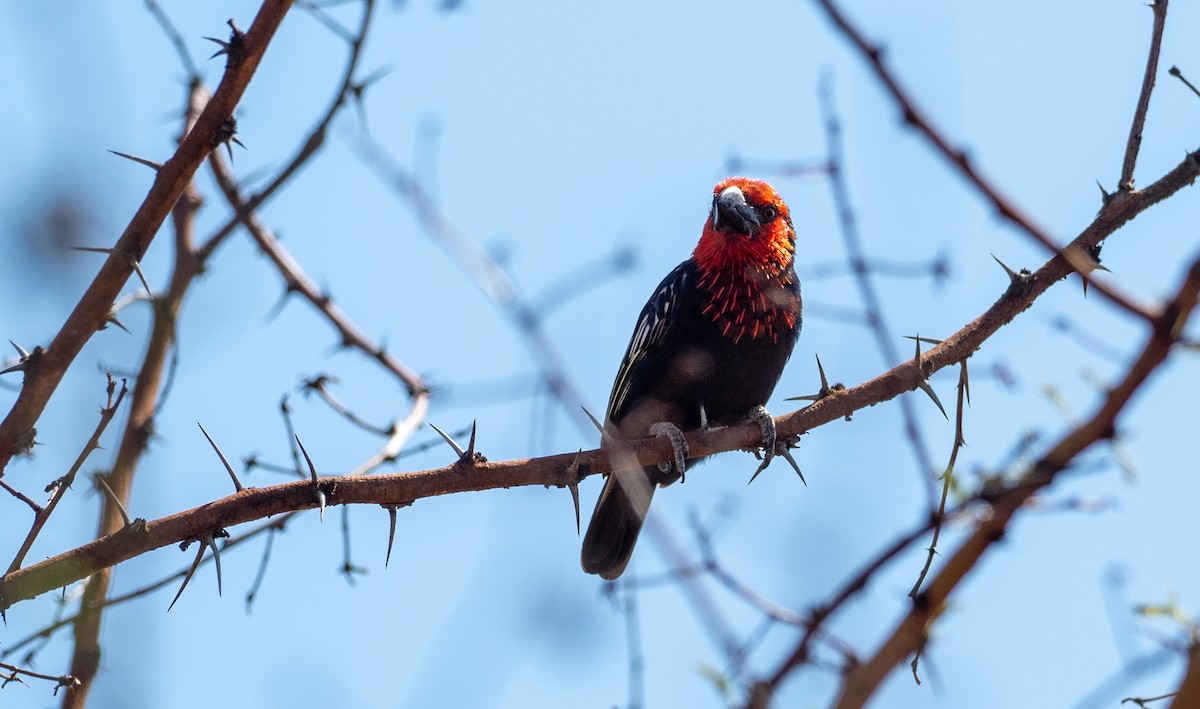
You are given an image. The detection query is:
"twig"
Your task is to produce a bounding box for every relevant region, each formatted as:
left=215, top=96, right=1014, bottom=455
left=1119, top=1, right=1170, bottom=190
left=6, top=376, right=128, bottom=573
left=4, top=167, right=1199, bottom=613
left=0, top=660, right=78, bottom=694
left=195, top=0, right=377, bottom=262
left=908, top=361, right=969, bottom=601
left=811, top=0, right=1159, bottom=322
left=818, top=75, right=938, bottom=506
left=831, top=254, right=1200, bottom=708
left=207, top=151, right=430, bottom=431
left=0, top=0, right=295, bottom=472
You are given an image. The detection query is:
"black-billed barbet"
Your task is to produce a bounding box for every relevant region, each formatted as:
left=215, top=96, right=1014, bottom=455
left=581, top=177, right=802, bottom=579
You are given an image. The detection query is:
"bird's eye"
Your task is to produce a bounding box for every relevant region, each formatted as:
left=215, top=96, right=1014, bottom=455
left=760, top=205, right=778, bottom=221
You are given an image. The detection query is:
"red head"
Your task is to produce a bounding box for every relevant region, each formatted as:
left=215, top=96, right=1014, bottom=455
left=691, top=178, right=800, bottom=342
left=693, top=177, right=795, bottom=277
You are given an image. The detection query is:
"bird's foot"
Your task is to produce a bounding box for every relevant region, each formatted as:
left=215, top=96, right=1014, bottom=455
left=649, top=421, right=689, bottom=482
left=747, top=405, right=777, bottom=484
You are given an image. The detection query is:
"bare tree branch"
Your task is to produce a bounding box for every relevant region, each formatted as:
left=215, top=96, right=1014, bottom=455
left=829, top=253, right=1200, bottom=708
left=1120, top=0, right=1170, bottom=190
left=0, top=0, right=295, bottom=473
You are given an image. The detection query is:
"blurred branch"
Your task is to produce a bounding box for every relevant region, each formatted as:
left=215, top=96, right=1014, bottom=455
left=353, top=135, right=750, bottom=669
left=3, top=143, right=1197, bottom=613
left=207, top=149, right=430, bottom=425
left=0, top=0, right=295, bottom=472
left=1170, top=642, right=1200, bottom=708
left=0, top=660, right=78, bottom=696
left=812, top=0, right=1161, bottom=321
left=828, top=252, right=1200, bottom=708
left=818, top=75, right=938, bottom=506
left=352, top=136, right=594, bottom=431
left=1, top=515, right=293, bottom=662
left=62, top=75, right=210, bottom=708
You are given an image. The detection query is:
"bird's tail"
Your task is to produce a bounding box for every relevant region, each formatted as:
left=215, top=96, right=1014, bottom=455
left=581, top=466, right=657, bottom=580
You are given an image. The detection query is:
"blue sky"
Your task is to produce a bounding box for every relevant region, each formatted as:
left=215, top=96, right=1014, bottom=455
left=2, top=2, right=1199, bottom=708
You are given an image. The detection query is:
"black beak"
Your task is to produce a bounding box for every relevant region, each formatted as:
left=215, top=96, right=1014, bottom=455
left=711, top=185, right=760, bottom=236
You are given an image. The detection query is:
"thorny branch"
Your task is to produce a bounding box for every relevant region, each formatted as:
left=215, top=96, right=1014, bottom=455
left=6, top=376, right=128, bottom=574
left=207, top=149, right=430, bottom=443
left=811, top=0, right=1162, bottom=322
left=4, top=146, right=1198, bottom=610
left=0, top=0, right=295, bottom=472
left=734, top=2, right=1200, bottom=705
left=817, top=75, right=938, bottom=506
left=1120, top=0, right=1170, bottom=191
left=829, top=252, right=1200, bottom=709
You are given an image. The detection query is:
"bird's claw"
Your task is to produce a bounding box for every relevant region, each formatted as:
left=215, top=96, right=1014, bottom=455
left=747, top=405, right=776, bottom=483
left=649, top=421, right=688, bottom=482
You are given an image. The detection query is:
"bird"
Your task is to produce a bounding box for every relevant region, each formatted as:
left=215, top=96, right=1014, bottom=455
left=581, top=177, right=802, bottom=580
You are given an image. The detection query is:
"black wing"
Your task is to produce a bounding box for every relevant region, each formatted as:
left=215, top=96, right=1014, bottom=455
left=604, top=260, right=694, bottom=424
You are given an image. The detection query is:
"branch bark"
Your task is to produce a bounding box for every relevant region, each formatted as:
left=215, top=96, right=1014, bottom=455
left=831, top=253, right=1200, bottom=708
left=2, top=141, right=1195, bottom=613
left=0, top=0, right=295, bottom=473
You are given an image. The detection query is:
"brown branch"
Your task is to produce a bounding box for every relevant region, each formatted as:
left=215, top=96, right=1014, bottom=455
left=1120, top=0, right=1170, bottom=190
left=908, top=361, right=969, bottom=601
left=819, top=75, right=937, bottom=505
left=0, top=660, right=78, bottom=695
left=811, top=0, right=1160, bottom=322
left=1170, top=642, right=1200, bottom=708
left=207, top=149, right=430, bottom=413
left=0, top=0, right=294, bottom=473
left=830, top=254, right=1200, bottom=709
left=1, top=144, right=1196, bottom=613
left=351, top=136, right=596, bottom=432
left=6, top=376, right=128, bottom=574
left=195, top=0, right=377, bottom=263
left=62, top=76, right=210, bottom=709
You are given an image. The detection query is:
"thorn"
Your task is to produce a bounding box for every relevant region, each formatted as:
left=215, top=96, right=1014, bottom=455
left=205, top=19, right=245, bottom=62
left=294, top=435, right=324, bottom=520
left=198, top=422, right=245, bottom=492
left=107, top=149, right=163, bottom=171
left=465, top=420, right=478, bottom=462
left=912, top=336, right=948, bottom=419
left=205, top=36, right=229, bottom=59
left=699, top=404, right=710, bottom=429
left=777, top=441, right=807, bottom=486
left=565, top=450, right=583, bottom=534
left=214, top=118, right=245, bottom=162
left=168, top=540, right=206, bottom=612
left=1, top=341, right=33, bottom=375
left=903, top=335, right=944, bottom=346
left=991, top=254, right=1029, bottom=286
left=384, top=505, right=398, bottom=566
left=106, top=314, right=131, bottom=334
left=581, top=406, right=619, bottom=447
left=428, top=422, right=466, bottom=459
left=69, top=246, right=152, bottom=295
left=93, top=473, right=131, bottom=527
left=1096, top=179, right=1111, bottom=205
left=786, top=354, right=833, bottom=402
left=130, top=259, right=153, bottom=296
left=201, top=533, right=224, bottom=596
